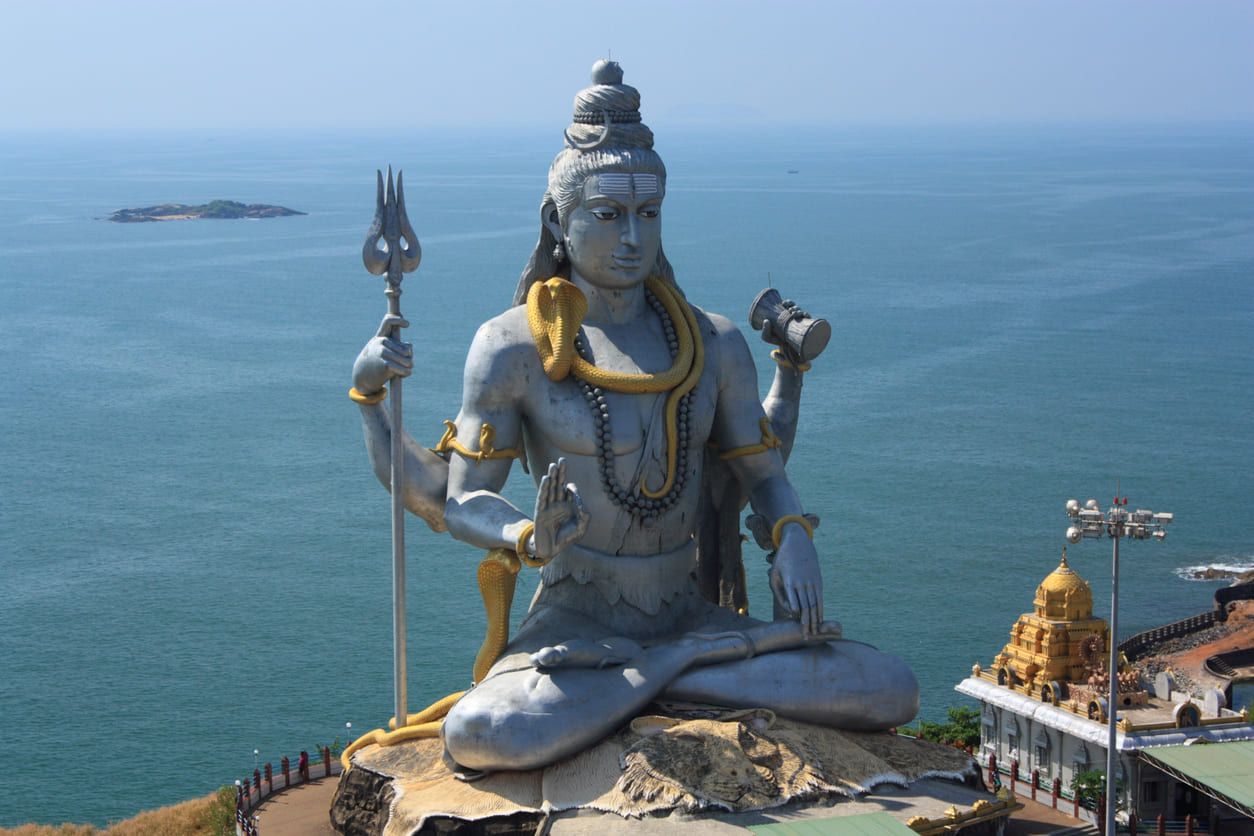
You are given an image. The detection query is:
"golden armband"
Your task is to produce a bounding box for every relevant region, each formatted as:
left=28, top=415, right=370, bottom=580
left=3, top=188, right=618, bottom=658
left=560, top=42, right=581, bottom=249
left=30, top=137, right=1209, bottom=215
left=432, top=420, right=522, bottom=466
left=718, top=418, right=783, bottom=460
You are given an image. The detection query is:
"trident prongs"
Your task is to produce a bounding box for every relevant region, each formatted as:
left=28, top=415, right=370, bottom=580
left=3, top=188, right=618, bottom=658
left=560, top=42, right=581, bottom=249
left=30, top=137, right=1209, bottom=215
left=362, top=166, right=421, bottom=303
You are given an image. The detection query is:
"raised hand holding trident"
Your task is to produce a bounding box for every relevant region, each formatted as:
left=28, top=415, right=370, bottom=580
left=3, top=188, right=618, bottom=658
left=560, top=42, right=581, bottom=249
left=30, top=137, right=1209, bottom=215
left=360, top=167, right=420, bottom=734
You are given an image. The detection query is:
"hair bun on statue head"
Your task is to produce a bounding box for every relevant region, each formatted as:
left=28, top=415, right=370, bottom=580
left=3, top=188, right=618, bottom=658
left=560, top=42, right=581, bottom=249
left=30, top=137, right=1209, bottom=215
left=590, top=59, right=623, bottom=85
left=565, top=60, right=654, bottom=151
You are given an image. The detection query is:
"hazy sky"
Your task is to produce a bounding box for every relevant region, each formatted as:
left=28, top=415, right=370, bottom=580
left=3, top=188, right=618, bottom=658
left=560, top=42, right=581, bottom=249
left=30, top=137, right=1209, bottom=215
left=2, top=0, right=1251, bottom=132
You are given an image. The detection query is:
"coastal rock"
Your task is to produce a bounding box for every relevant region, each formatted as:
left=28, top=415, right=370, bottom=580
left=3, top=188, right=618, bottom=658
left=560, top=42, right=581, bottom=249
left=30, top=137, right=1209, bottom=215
left=331, top=766, right=396, bottom=836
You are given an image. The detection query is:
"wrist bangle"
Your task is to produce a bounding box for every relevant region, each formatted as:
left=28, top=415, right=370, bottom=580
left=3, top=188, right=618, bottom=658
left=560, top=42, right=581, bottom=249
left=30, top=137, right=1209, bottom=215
left=771, top=514, right=814, bottom=549
left=515, top=522, right=536, bottom=559
left=771, top=349, right=811, bottom=374
left=514, top=522, right=550, bottom=568
left=349, top=386, right=388, bottom=405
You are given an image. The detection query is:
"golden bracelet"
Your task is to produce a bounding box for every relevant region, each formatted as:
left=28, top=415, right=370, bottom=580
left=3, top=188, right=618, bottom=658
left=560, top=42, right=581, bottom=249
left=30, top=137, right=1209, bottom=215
left=515, top=522, right=536, bottom=560
left=514, top=522, right=550, bottom=568
left=771, top=349, right=811, bottom=374
left=349, top=386, right=388, bottom=405
left=771, top=514, right=814, bottom=549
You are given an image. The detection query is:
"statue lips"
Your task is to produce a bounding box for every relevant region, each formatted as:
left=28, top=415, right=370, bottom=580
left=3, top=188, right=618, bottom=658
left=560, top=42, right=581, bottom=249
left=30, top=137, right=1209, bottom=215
left=613, top=253, right=644, bottom=271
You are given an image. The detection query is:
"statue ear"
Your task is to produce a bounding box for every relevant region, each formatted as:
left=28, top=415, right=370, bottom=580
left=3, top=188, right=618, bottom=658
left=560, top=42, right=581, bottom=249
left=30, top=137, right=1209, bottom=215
left=541, top=200, right=563, bottom=242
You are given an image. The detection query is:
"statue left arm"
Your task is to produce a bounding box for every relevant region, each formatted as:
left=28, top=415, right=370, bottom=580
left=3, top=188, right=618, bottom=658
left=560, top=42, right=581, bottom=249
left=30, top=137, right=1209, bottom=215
left=708, top=314, right=823, bottom=633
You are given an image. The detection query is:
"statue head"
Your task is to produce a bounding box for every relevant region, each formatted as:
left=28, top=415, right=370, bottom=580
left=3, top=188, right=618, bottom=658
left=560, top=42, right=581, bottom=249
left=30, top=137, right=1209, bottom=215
left=515, top=60, right=674, bottom=305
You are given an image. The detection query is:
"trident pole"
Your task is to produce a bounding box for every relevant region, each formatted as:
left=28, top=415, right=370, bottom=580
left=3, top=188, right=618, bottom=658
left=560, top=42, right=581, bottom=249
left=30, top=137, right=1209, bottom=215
left=362, top=167, right=421, bottom=731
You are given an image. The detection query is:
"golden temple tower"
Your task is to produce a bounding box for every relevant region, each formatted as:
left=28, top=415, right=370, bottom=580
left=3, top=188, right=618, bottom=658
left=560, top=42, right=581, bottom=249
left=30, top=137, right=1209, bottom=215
left=991, top=551, right=1109, bottom=704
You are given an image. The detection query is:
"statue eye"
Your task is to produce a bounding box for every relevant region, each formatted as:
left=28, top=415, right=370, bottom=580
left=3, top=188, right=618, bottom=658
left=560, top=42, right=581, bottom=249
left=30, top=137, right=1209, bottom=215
left=591, top=207, right=620, bottom=221
left=638, top=206, right=660, bottom=219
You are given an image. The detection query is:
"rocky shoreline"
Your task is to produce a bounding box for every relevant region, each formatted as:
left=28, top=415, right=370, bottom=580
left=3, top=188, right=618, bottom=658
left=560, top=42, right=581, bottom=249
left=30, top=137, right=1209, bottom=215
left=107, top=200, right=305, bottom=222
left=1186, top=567, right=1254, bottom=582
left=1137, top=620, right=1237, bottom=695
left=1133, top=599, right=1254, bottom=696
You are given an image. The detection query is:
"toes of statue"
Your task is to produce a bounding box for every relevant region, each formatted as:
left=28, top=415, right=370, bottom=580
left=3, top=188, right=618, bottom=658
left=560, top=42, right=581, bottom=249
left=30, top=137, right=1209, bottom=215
left=530, top=645, right=569, bottom=669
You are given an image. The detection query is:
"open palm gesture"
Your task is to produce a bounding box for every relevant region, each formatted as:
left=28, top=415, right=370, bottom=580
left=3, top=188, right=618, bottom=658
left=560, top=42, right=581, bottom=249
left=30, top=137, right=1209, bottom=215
left=532, top=459, right=590, bottom=559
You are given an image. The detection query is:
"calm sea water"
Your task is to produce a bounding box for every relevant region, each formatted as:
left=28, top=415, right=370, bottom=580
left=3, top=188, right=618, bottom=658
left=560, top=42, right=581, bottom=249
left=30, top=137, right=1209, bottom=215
left=1, top=124, right=1251, bottom=826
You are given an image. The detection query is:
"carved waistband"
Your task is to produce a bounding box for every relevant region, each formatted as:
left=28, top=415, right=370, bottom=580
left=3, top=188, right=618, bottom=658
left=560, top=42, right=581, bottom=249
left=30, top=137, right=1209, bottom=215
left=539, top=540, right=697, bottom=616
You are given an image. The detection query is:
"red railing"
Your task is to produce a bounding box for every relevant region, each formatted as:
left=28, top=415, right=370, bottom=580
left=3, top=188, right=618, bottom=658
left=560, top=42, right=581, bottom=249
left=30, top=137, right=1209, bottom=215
left=981, top=754, right=1212, bottom=835
left=984, top=753, right=1092, bottom=819
left=234, top=746, right=343, bottom=835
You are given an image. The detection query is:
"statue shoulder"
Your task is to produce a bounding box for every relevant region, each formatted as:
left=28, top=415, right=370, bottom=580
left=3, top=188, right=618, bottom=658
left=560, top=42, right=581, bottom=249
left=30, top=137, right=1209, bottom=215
left=690, top=305, right=751, bottom=366
left=470, top=304, right=532, bottom=346
left=462, top=305, right=541, bottom=392
left=684, top=304, right=762, bottom=400
left=697, top=307, right=742, bottom=341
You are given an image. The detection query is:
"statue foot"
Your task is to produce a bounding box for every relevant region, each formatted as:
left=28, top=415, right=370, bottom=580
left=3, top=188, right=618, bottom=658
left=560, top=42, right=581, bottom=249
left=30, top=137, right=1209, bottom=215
left=530, top=636, right=645, bottom=670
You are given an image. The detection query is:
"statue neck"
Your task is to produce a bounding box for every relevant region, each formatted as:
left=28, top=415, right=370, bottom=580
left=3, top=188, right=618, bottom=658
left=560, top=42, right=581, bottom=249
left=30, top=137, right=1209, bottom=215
left=572, top=276, right=648, bottom=325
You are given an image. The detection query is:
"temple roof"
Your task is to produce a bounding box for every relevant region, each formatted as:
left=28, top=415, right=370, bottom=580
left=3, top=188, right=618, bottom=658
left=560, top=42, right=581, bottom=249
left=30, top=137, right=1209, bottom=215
left=1034, top=552, right=1094, bottom=620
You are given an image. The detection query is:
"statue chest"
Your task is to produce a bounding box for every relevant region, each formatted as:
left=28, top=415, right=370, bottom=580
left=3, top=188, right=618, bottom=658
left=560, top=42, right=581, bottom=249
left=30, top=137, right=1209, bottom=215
left=524, top=374, right=716, bottom=461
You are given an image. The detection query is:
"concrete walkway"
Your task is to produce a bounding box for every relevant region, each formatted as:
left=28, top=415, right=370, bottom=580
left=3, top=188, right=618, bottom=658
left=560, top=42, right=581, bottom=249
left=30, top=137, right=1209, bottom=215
left=1006, top=796, right=1089, bottom=836
left=249, top=777, right=338, bottom=836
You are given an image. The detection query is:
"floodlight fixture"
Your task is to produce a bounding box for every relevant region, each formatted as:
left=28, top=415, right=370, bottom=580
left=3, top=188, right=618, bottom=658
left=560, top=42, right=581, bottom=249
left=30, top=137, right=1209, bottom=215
left=1063, top=494, right=1173, bottom=836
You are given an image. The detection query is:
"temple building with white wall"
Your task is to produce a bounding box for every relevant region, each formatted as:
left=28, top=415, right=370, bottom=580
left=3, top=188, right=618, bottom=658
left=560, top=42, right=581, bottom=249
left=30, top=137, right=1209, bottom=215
left=955, top=552, right=1254, bottom=827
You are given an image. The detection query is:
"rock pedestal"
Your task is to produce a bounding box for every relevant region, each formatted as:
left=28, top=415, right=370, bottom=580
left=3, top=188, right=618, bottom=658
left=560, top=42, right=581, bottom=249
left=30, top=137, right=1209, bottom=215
left=330, top=714, right=990, bottom=836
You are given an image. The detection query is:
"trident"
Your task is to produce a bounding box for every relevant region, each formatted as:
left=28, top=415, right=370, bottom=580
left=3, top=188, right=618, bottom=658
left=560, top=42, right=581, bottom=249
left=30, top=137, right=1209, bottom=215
left=362, top=167, right=420, bottom=732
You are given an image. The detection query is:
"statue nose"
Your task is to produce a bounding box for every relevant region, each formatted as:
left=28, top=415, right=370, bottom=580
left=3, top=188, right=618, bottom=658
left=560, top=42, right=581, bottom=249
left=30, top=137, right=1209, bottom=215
left=620, top=214, right=641, bottom=247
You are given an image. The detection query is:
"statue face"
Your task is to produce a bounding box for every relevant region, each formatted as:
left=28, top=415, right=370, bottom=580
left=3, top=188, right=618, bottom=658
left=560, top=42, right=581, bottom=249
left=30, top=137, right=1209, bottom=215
left=563, top=173, right=662, bottom=292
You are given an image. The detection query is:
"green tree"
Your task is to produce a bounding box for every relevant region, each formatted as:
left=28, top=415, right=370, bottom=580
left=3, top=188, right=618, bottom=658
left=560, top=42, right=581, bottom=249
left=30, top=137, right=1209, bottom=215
left=902, top=706, right=981, bottom=748
left=1071, top=769, right=1107, bottom=809
left=200, top=200, right=248, bottom=218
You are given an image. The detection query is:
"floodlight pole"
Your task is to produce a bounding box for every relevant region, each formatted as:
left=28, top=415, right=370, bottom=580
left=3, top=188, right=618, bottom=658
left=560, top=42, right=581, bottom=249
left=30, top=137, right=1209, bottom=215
left=1066, top=497, right=1173, bottom=836
left=1106, top=529, right=1121, bottom=836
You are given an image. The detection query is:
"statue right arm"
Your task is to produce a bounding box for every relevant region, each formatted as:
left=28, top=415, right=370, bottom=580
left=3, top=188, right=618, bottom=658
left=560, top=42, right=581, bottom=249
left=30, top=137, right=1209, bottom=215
left=353, top=313, right=449, bottom=532
left=356, top=401, right=449, bottom=532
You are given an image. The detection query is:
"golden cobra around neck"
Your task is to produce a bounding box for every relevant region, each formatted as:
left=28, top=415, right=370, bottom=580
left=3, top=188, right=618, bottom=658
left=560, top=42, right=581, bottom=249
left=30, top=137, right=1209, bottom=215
left=526, top=276, right=705, bottom=498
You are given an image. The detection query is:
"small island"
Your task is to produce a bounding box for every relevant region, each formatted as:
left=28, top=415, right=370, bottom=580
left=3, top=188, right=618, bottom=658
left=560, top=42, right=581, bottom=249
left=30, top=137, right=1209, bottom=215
left=108, top=200, right=306, bottom=223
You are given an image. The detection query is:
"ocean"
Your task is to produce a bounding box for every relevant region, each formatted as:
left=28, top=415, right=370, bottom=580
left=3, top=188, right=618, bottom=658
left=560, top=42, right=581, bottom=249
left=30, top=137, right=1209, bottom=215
left=1, top=123, right=1251, bottom=827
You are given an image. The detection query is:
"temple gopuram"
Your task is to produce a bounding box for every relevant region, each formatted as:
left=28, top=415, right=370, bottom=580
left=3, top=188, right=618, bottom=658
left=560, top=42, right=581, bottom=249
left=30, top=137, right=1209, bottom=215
left=988, top=552, right=1144, bottom=716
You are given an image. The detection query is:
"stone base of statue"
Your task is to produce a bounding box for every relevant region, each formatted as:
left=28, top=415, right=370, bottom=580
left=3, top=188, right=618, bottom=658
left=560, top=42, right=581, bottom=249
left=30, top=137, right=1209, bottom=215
left=330, top=707, right=1010, bottom=836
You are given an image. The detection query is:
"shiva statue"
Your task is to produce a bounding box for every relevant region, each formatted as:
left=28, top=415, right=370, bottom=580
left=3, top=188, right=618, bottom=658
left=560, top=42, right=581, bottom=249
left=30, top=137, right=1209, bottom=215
left=349, top=60, right=918, bottom=774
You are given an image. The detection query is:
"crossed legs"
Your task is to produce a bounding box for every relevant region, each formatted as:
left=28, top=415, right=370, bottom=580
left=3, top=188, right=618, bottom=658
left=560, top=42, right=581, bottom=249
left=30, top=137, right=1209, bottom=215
left=441, top=604, right=915, bottom=773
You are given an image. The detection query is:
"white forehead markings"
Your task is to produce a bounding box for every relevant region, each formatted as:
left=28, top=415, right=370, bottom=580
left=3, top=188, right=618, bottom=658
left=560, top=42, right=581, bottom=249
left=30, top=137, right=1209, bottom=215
left=595, top=173, right=660, bottom=197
